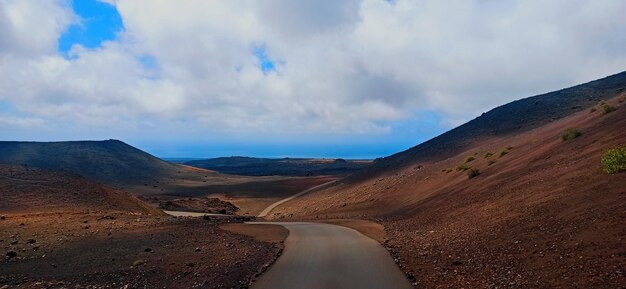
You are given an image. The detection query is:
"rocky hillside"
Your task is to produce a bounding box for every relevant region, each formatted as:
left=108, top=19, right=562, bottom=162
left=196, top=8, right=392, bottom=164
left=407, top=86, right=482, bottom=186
left=273, top=72, right=626, bottom=288
left=0, top=165, right=161, bottom=215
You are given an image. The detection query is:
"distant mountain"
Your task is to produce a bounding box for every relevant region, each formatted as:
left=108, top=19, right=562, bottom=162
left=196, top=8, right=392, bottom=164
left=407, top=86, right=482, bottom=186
left=0, top=140, right=181, bottom=185
left=185, top=156, right=371, bottom=176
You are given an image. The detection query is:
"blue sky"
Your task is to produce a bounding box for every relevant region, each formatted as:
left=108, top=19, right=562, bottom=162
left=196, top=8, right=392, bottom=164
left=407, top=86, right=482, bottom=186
left=58, top=0, right=122, bottom=54
left=1, top=0, right=626, bottom=159
left=36, top=0, right=445, bottom=159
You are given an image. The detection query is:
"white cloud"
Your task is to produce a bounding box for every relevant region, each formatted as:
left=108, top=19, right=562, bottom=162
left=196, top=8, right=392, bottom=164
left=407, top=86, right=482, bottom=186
left=0, top=0, right=75, bottom=55
left=0, top=115, right=46, bottom=128
left=1, top=0, right=626, bottom=139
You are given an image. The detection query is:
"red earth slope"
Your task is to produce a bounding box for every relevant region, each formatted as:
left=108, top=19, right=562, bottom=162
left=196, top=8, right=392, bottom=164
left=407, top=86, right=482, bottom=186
left=274, top=77, right=626, bottom=288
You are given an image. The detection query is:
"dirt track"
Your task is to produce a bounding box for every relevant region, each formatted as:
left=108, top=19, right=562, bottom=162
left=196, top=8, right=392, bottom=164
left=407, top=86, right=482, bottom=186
left=257, top=180, right=337, bottom=217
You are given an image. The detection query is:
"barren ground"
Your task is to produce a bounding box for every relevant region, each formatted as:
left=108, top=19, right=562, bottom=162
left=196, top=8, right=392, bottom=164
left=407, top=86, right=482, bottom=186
left=0, top=166, right=289, bottom=289
left=272, top=95, right=626, bottom=288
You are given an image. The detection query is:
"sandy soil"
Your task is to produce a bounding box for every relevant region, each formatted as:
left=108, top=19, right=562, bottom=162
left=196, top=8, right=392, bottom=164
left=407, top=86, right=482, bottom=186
left=221, top=223, right=289, bottom=243
left=0, top=213, right=282, bottom=289
left=0, top=166, right=286, bottom=289
left=130, top=174, right=337, bottom=216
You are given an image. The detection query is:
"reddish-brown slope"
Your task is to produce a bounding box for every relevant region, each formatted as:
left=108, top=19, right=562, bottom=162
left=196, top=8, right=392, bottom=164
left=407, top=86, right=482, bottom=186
left=274, top=94, right=626, bottom=288
left=0, top=165, right=286, bottom=288
left=0, top=165, right=161, bottom=215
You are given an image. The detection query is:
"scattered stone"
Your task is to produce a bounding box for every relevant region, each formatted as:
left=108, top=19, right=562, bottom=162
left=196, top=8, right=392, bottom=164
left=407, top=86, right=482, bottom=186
left=10, top=240, right=18, bottom=245
left=0, top=215, right=5, bottom=220
left=195, top=247, right=202, bottom=252
left=26, top=239, right=36, bottom=244
left=144, top=247, right=153, bottom=252
left=452, top=260, right=463, bottom=266
left=6, top=251, right=17, bottom=259
left=132, top=259, right=146, bottom=267
left=186, top=262, right=195, bottom=267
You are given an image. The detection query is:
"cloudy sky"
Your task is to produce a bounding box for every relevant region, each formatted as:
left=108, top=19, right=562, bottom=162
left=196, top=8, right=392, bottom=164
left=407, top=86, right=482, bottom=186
left=1, top=0, right=625, bottom=158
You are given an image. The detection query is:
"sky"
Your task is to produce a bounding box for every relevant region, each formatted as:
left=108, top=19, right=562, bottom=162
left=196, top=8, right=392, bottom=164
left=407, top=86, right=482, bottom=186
left=1, top=0, right=626, bottom=159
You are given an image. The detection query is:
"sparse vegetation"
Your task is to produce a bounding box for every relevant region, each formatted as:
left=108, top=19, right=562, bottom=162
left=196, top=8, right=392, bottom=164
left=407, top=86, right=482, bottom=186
left=465, top=156, right=476, bottom=163
left=601, top=104, right=617, bottom=115
left=484, top=152, right=493, bottom=158
left=467, top=168, right=480, bottom=179
left=561, top=128, right=582, bottom=141
left=601, top=146, right=626, bottom=174
left=590, top=107, right=597, bottom=113
left=488, top=159, right=496, bottom=166
left=456, top=164, right=470, bottom=172
left=499, top=148, right=509, bottom=157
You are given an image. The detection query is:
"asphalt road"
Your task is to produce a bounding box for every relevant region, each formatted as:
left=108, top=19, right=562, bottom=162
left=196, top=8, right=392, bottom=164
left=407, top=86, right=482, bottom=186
left=249, top=222, right=413, bottom=289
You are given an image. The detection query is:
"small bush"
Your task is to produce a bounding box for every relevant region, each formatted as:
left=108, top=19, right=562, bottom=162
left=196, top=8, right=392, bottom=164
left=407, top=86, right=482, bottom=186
left=467, top=169, right=480, bottom=179
left=456, top=164, right=470, bottom=171
left=499, top=148, right=509, bottom=157
left=561, top=128, right=582, bottom=141
left=488, top=159, right=496, bottom=166
left=465, top=156, right=476, bottom=163
left=601, top=147, right=626, bottom=174
left=601, top=104, right=617, bottom=115
left=484, top=152, right=493, bottom=158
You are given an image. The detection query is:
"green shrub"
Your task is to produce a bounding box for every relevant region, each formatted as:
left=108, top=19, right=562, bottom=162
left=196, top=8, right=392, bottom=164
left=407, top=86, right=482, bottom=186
left=601, top=147, right=626, bottom=174
left=601, top=104, right=617, bottom=115
left=484, top=152, right=493, bottom=158
left=561, top=128, right=582, bottom=141
left=499, top=148, right=509, bottom=157
left=465, top=156, right=476, bottom=163
left=456, top=164, right=470, bottom=171
left=467, top=168, right=480, bottom=179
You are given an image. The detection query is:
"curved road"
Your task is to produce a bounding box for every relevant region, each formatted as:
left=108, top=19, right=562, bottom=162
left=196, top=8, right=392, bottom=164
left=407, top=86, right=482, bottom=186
left=249, top=222, right=413, bottom=289
left=160, top=181, right=412, bottom=288
left=257, top=180, right=336, bottom=217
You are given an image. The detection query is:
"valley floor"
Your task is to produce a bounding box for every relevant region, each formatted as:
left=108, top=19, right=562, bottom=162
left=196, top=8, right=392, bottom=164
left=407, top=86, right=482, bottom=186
left=0, top=212, right=286, bottom=289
